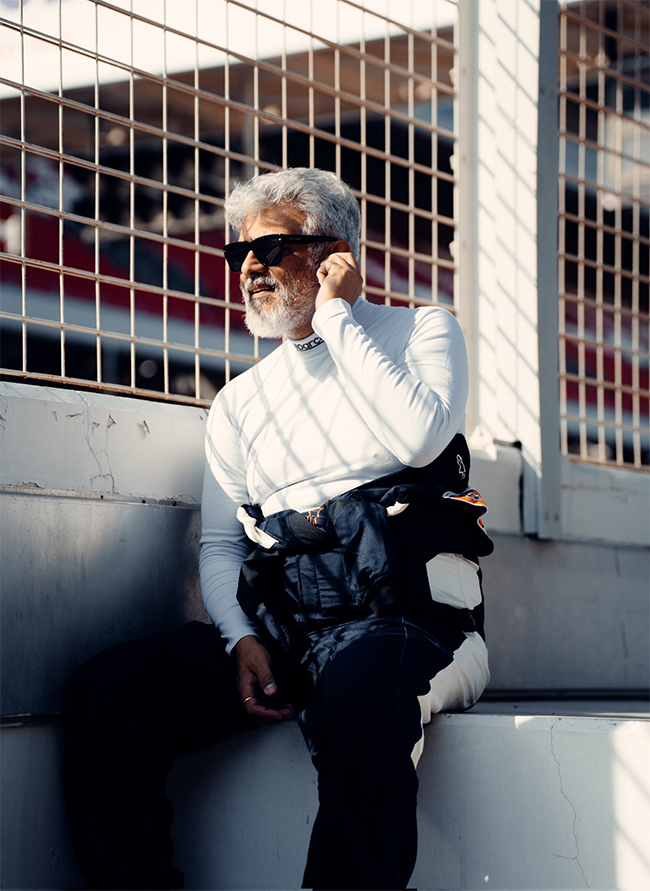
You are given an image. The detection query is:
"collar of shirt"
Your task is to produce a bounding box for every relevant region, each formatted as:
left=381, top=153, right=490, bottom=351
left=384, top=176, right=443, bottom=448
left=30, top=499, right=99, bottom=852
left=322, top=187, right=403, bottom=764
left=291, top=331, right=326, bottom=353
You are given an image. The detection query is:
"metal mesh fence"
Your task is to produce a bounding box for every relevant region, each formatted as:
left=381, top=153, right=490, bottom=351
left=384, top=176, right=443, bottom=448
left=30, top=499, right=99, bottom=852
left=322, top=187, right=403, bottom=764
left=0, top=0, right=457, bottom=404
left=558, top=0, right=650, bottom=469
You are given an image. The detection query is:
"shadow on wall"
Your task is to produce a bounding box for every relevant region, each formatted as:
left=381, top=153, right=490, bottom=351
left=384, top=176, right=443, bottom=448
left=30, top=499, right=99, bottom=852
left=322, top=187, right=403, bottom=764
left=0, top=492, right=206, bottom=717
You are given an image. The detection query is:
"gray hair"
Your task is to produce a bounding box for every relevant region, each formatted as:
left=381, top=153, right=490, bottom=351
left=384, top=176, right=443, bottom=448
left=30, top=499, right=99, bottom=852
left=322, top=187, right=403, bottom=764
left=224, top=167, right=360, bottom=260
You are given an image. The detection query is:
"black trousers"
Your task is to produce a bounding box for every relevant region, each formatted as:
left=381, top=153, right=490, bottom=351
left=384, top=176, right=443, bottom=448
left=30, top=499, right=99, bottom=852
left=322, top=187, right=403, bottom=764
left=63, top=617, right=463, bottom=890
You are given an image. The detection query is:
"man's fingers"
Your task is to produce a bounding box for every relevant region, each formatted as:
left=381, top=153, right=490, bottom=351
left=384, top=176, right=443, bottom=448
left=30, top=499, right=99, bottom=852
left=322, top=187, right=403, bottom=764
left=233, top=636, right=294, bottom=725
left=246, top=653, right=277, bottom=698
left=315, top=252, right=363, bottom=307
left=242, top=697, right=295, bottom=727
left=240, top=670, right=294, bottom=726
left=234, top=636, right=274, bottom=691
left=254, top=663, right=277, bottom=696
left=237, top=666, right=259, bottom=701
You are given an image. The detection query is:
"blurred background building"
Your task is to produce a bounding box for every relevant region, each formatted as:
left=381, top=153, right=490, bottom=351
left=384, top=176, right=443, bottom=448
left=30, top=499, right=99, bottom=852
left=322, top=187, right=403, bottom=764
left=0, top=1, right=648, bottom=888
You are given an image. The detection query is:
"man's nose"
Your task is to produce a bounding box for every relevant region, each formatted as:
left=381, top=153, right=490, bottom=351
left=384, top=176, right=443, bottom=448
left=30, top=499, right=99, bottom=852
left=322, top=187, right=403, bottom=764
left=240, top=249, right=266, bottom=276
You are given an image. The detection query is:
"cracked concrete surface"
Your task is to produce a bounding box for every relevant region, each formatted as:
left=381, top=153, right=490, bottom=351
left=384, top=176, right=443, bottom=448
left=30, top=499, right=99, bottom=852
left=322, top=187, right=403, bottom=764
left=85, top=408, right=117, bottom=493
left=550, top=719, right=590, bottom=888
left=0, top=383, right=208, bottom=502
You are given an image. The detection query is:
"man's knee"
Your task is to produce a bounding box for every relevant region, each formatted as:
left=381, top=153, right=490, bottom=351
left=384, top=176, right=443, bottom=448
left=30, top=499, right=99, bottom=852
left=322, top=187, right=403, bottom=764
left=314, top=633, right=426, bottom=718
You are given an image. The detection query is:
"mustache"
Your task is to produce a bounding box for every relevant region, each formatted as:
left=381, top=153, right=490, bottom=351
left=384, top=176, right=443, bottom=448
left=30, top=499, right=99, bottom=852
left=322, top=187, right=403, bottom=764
left=242, top=275, right=277, bottom=295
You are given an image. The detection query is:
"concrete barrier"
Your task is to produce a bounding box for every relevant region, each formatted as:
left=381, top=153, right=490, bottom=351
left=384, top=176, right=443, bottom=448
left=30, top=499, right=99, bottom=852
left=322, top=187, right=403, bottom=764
left=2, top=704, right=648, bottom=890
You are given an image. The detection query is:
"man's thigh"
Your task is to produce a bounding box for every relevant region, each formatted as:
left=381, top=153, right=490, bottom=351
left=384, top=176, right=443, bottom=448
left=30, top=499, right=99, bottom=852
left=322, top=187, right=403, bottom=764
left=304, top=616, right=464, bottom=700
left=299, top=616, right=463, bottom=762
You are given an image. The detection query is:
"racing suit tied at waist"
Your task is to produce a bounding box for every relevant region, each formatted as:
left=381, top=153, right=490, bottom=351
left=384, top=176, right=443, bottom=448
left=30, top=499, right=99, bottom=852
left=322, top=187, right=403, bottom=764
left=236, top=434, right=494, bottom=658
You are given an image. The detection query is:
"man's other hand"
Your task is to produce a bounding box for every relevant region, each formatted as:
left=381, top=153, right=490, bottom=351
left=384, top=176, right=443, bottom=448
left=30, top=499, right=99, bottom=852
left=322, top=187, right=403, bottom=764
left=315, top=251, right=363, bottom=310
left=233, top=635, right=295, bottom=726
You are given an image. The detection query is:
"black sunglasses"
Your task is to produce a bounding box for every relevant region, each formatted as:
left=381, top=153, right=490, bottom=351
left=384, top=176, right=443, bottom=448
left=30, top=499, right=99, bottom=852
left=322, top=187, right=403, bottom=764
left=223, top=234, right=336, bottom=272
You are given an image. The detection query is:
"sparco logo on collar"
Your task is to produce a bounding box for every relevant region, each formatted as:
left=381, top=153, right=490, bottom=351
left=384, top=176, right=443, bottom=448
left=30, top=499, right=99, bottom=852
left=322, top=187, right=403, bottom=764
left=456, top=455, right=467, bottom=479
left=294, top=336, right=324, bottom=352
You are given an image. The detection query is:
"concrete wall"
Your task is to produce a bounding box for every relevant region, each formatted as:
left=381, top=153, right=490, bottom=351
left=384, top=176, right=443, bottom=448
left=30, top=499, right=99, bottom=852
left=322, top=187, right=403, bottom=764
left=3, top=710, right=649, bottom=890
left=485, top=533, right=649, bottom=691
left=0, top=383, right=210, bottom=718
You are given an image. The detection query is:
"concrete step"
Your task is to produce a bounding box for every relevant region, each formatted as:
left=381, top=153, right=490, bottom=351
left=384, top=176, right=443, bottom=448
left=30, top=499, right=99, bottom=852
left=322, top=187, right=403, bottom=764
left=2, top=702, right=647, bottom=890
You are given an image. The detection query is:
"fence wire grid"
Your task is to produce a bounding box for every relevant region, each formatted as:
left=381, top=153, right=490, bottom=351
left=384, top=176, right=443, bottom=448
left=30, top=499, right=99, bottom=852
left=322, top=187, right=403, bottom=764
left=559, top=0, right=649, bottom=469
left=0, top=0, right=458, bottom=404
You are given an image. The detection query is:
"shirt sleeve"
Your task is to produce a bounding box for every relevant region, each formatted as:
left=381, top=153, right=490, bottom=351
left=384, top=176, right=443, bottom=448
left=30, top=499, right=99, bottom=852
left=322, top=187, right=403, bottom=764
left=199, top=392, right=258, bottom=653
left=312, top=298, right=468, bottom=467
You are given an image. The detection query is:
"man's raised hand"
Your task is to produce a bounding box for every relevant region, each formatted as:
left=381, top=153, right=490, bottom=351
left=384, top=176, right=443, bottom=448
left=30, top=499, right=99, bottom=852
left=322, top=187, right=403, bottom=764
left=315, top=250, right=363, bottom=311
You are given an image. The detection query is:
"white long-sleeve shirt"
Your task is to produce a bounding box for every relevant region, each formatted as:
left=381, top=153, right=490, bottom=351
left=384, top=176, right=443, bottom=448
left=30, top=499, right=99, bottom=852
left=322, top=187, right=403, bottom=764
left=199, top=296, right=469, bottom=651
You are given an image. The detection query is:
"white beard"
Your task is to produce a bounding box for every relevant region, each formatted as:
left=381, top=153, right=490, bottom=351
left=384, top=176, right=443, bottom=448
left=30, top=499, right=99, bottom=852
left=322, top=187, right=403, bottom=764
left=241, top=269, right=319, bottom=340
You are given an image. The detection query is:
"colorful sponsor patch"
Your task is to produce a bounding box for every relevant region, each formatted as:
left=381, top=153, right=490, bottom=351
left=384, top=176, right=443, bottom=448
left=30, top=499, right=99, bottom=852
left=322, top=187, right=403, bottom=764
left=442, top=488, right=489, bottom=528
left=305, top=505, right=326, bottom=527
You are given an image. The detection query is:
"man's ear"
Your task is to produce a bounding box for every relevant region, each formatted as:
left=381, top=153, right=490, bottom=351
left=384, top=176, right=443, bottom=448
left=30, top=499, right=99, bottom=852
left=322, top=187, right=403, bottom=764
left=325, top=239, right=351, bottom=255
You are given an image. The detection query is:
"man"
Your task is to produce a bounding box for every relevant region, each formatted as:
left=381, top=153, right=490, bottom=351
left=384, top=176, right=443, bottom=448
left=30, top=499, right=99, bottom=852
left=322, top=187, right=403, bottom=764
left=64, top=167, right=491, bottom=891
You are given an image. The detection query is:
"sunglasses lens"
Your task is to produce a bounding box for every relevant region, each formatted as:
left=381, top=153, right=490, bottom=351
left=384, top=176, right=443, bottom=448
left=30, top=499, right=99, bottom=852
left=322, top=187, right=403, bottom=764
left=257, top=239, right=283, bottom=267
left=224, top=236, right=285, bottom=271
left=223, top=243, right=248, bottom=271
